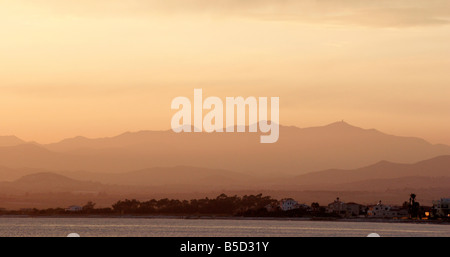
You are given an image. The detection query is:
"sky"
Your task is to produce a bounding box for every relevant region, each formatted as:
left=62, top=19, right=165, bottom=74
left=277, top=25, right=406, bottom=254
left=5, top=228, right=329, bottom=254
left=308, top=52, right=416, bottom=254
left=1, top=0, right=450, bottom=144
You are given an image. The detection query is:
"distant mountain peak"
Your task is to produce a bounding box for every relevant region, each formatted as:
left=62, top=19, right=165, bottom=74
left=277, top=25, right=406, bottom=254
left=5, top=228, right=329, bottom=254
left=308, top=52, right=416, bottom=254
left=369, top=160, right=399, bottom=168
left=324, top=120, right=359, bottom=129
left=0, top=135, right=26, bottom=147
left=59, top=136, right=90, bottom=143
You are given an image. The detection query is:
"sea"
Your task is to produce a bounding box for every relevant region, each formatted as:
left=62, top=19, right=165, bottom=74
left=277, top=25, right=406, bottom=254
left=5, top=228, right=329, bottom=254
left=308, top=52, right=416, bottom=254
left=0, top=217, right=448, bottom=237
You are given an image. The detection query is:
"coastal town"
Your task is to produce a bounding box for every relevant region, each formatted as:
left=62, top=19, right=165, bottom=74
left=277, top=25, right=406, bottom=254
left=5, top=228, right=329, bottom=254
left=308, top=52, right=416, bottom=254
left=272, top=196, right=449, bottom=220
left=1, top=193, right=449, bottom=222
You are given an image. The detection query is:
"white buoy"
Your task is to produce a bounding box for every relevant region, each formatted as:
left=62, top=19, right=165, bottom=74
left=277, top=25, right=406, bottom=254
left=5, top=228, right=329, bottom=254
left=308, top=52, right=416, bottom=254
left=67, top=233, right=80, bottom=237
left=367, top=233, right=380, bottom=237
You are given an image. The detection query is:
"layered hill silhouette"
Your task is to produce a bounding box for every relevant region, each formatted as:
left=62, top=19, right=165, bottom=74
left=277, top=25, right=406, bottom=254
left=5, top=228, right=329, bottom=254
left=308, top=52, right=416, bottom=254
left=292, top=155, right=450, bottom=186
left=0, top=155, right=448, bottom=208
left=0, top=173, right=105, bottom=194
left=0, top=121, right=449, bottom=208
left=319, top=176, right=450, bottom=191
left=60, top=166, right=255, bottom=187
left=0, top=121, right=449, bottom=177
left=1, top=155, right=449, bottom=192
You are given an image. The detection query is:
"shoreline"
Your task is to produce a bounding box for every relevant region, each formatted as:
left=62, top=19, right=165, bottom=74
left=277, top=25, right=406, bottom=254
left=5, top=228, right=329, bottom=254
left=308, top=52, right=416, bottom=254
left=0, top=214, right=448, bottom=225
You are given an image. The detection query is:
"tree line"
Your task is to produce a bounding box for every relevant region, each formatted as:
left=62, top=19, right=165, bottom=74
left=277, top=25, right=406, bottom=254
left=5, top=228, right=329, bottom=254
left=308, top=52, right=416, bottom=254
left=0, top=194, right=287, bottom=216
left=111, top=193, right=277, bottom=215
left=1, top=193, right=441, bottom=219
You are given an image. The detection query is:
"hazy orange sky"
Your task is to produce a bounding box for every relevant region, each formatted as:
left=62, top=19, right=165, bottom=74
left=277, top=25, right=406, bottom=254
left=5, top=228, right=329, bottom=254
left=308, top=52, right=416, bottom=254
left=1, top=0, right=450, bottom=144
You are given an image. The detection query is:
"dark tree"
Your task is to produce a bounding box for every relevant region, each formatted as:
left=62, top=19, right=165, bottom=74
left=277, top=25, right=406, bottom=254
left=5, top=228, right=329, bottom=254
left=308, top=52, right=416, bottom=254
left=408, top=193, right=420, bottom=219
left=82, top=201, right=96, bottom=212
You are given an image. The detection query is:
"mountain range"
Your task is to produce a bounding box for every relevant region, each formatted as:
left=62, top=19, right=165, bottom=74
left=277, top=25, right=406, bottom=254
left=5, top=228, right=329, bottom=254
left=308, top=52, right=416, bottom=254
left=0, top=121, right=449, bottom=208
left=0, top=121, right=449, bottom=176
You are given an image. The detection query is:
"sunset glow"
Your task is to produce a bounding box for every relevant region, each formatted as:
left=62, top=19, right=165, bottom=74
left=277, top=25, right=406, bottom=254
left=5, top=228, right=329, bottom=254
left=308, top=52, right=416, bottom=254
left=1, top=0, right=450, bottom=144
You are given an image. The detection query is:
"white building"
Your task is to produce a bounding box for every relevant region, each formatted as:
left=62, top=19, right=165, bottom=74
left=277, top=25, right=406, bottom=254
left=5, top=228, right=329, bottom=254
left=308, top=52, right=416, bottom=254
left=432, top=198, right=450, bottom=217
left=367, top=201, right=391, bottom=217
left=345, top=202, right=365, bottom=217
left=327, top=197, right=346, bottom=216
left=367, top=201, right=408, bottom=218
left=327, top=198, right=364, bottom=217
left=279, top=198, right=299, bottom=211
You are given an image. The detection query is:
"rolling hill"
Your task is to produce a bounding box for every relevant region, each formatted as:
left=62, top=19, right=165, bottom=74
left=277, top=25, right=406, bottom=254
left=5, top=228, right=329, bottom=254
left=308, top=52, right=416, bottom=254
left=292, top=155, right=450, bottom=185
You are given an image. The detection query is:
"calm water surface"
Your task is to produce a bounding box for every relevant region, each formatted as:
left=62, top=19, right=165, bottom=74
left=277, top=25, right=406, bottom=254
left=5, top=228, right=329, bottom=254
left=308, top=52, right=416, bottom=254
left=0, top=217, right=448, bottom=237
